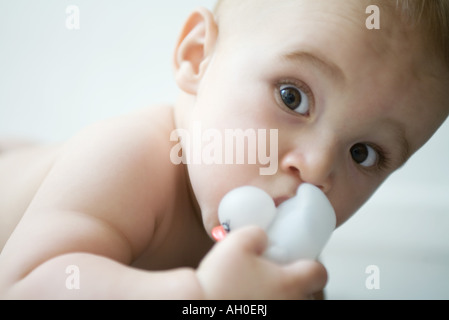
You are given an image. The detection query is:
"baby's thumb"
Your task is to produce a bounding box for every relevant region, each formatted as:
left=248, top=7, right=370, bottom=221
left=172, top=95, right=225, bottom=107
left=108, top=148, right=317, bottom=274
left=284, top=259, right=328, bottom=297
left=225, top=225, right=268, bottom=256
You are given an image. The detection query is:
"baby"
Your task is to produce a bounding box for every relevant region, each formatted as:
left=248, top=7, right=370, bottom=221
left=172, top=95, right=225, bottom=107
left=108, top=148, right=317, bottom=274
left=0, top=0, right=448, bottom=299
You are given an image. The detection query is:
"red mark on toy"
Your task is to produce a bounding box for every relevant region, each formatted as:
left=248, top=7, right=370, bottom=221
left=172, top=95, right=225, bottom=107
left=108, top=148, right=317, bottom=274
left=212, top=225, right=227, bottom=242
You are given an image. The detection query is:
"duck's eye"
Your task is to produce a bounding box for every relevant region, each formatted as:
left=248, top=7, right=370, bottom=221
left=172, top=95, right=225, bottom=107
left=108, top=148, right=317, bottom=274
left=350, top=143, right=378, bottom=167
left=280, top=84, right=309, bottom=115
left=222, top=221, right=230, bottom=232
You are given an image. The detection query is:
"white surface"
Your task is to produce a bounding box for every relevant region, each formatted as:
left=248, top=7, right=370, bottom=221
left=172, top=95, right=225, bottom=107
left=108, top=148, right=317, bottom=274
left=1, top=0, right=448, bottom=299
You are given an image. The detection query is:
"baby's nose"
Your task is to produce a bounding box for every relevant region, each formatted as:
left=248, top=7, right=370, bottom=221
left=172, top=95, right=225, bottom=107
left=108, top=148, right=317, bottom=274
left=280, top=145, right=337, bottom=194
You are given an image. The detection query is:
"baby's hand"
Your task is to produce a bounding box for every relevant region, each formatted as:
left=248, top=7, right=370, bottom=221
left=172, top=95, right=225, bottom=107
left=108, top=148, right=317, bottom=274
left=196, top=226, right=327, bottom=299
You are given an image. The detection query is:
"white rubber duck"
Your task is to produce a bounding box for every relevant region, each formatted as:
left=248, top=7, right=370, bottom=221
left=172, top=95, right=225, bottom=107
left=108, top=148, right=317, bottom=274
left=212, top=183, right=336, bottom=264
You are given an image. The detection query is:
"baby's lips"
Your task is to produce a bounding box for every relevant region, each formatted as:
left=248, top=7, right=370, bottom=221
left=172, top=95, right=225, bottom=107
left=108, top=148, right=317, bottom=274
left=211, top=225, right=227, bottom=242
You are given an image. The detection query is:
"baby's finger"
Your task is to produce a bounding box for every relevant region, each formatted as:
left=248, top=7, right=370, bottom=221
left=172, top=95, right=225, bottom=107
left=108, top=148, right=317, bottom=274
left=223, top=226, right=268, bottom=256
left=282, top=259, right=328, bottom=298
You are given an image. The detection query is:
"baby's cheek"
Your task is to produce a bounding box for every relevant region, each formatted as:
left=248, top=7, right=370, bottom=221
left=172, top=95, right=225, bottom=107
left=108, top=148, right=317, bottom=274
left=332, top=190, right=370, bottom=227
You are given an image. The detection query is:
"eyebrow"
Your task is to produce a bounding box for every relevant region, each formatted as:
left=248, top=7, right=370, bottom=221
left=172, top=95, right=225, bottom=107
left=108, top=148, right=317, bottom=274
left=282, top=50, right=345, bottom=83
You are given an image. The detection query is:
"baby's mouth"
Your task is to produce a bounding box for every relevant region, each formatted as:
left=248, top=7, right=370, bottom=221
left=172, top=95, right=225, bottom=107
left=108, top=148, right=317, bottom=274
left=273, top=196, right=290, bottom=208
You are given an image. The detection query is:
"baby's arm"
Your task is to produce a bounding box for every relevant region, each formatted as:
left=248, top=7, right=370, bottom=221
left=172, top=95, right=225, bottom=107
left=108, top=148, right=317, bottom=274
left=2, top=249, right=202, bottom=299
left=0, top=110, right=202, bottom=299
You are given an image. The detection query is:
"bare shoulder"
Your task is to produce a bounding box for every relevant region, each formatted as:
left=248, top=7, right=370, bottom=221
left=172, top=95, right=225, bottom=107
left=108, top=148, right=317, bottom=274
left=33, top=104, right=180, bottom=249
left=0, top=105, right=180, bottom=279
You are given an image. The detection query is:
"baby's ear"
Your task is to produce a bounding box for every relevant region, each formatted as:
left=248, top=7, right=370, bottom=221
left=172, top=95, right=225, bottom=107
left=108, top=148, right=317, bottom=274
left=173, top=7, right=218, bottom=95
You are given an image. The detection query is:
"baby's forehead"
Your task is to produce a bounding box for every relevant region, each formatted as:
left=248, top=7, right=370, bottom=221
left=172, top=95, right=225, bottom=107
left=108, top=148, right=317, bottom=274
left=217, top=0, right=442, bottom=76
left=218, top=1, right=391, bottom=58
left=216, top=0, right=448, bottom=71
left=216, top=0, right=367, bottom=28
left=217, top=0, right=383, bottom=52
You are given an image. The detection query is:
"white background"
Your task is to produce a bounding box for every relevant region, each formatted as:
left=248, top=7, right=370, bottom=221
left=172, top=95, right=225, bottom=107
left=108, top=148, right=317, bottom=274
left=1, top=0, right=448, bottom=299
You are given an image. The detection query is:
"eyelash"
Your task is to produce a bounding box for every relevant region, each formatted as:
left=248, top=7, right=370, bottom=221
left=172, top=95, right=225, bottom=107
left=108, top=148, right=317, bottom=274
left=364, top=143, right=391, bottom=172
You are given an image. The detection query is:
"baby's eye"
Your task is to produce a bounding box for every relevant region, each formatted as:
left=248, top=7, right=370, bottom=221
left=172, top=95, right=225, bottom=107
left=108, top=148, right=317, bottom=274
left=279, top=84, right=310, bottom=115
left=350, top=143, right=378, bottom=167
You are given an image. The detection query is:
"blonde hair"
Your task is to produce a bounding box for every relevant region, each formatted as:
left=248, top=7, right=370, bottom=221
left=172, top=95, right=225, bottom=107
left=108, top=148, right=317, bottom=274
left=213, top=0, right=449, bottom=69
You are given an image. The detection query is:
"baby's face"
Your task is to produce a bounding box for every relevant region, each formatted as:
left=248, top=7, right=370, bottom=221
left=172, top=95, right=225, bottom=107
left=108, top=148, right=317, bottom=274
left=183, top=0, right=449, bottom=236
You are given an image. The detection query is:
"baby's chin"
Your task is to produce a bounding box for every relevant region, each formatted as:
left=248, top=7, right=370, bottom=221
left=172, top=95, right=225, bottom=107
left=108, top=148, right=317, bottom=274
left=200, top=210, right=220, bottom=239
